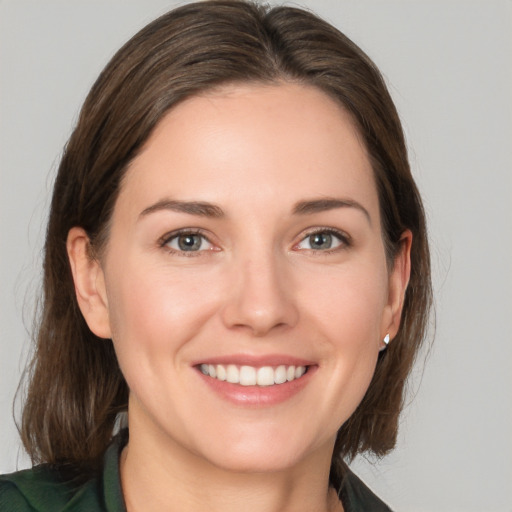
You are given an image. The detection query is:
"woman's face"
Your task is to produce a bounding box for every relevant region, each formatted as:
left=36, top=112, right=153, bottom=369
left=76, top=83, right=409, bottom=473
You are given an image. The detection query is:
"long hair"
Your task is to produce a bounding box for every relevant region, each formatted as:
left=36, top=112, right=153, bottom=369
left=20, top=0, right=432, bottom=481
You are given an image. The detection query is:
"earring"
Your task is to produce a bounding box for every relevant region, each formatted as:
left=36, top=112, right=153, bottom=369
left=380, top=333, right=390, bottom=352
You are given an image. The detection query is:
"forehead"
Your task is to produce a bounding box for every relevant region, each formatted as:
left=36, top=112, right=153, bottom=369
left=119, top=82, right=378, bottom=218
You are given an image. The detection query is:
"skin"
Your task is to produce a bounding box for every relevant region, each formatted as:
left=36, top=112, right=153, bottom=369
left=67, top=83, right=411, bottom=512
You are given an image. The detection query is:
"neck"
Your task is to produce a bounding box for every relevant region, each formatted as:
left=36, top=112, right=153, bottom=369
left=120, top=418, right=342, bottom=512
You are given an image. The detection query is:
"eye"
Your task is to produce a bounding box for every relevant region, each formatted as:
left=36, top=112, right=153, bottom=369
left=161, top=230, right=215, bottom=254
left=295, top=229, right=348, bottom=252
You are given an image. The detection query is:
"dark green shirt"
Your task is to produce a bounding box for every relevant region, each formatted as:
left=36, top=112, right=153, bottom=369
left=0, top=434, right=392, bottom=511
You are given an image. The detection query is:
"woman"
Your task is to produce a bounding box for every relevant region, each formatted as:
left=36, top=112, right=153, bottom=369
left=0, top=1, right=431, bottom=511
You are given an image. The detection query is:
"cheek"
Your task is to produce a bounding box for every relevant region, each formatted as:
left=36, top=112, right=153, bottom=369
left=299, top=262, right=388, bottom=344
left=104, top=261, right=224, bottom=357
left=297, top=262, right=387, bottom=412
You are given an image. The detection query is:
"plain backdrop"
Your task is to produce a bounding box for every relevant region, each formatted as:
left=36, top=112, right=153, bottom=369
left=1, top=1, right=511, bottom=511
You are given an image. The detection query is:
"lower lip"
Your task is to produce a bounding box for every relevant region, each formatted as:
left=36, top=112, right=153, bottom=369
left=196, top=366, right=316, bottom=407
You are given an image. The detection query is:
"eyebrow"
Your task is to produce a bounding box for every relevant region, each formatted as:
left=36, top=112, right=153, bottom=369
left=139, top=196, right=371, bottom=224
left=292, top=197, right=371, bottom=224
left=139, top=199, right=225, bottom=219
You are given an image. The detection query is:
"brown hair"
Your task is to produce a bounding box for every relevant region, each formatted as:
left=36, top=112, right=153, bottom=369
left=20, top=0, right=432, bottom=482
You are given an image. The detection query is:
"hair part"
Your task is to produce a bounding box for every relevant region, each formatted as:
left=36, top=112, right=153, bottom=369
left=20, top=0, right=432, bottom=483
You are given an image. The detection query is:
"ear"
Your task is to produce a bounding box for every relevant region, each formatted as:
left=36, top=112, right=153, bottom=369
left=381, top=230, right=412, bottom=342
left=67, top=227, right=112, bottom=339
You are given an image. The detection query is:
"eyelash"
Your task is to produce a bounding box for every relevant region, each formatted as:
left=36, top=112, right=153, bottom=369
left=295, top=227, right=351, bottom=254
left=158, top=227, right=351, bottom=257
left=158, top=228, right=215, bottom=257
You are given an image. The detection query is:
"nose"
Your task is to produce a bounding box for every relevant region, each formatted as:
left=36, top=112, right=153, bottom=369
left=221, top=251, right=299, bottom=337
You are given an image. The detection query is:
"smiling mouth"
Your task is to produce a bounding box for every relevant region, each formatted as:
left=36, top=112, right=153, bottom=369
left=199, top=364, right=308, bottom=387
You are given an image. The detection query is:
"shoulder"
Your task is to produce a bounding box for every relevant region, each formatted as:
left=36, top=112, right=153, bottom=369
left=0, top=466, right=104, bottom=512
left=0, top=430, right=127, bottom=511
left=339, top=468, right=394, bottom=512
left=0, top=470, right=36, bottom=511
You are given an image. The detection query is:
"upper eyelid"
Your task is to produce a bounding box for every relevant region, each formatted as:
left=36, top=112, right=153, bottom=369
left=158, top=228, right=214, bottom=248
left=288, top=228, right=351, bottom=256
left=157, top=226, right=351, bottom=250
left=298, top=227, right=351, bottom=243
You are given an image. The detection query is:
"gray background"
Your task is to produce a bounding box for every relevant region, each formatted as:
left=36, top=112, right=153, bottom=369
left=1, top=1, right=511, bottom=511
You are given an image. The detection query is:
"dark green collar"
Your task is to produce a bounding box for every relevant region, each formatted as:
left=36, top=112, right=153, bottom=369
left=1, top=430, right=391, bottom=511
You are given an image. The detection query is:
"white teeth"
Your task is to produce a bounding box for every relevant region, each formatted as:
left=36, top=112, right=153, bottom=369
left=239, top=366, right=257, bottom=386
left=216, top=364, right=226, bottom=381
left=226, top=364, right=239, bottom=383
left=274, top=365, right=287, bottom=384
left=200, top=363, right=308, bottom=386
left=257, top=366, right=274, bottom=386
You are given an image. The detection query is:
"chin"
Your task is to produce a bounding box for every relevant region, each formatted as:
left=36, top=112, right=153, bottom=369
left=191, top=428, right=331, bottom=475
left=205, top=448, right=303, bottom=474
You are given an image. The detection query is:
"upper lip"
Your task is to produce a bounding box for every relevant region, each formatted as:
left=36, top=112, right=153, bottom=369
left=191, top=354, right=315, bottom=367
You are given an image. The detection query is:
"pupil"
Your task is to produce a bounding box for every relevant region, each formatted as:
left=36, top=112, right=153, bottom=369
left=178, top=235, right=201, bottom=251
left=311, top=232, right=331, bottom=249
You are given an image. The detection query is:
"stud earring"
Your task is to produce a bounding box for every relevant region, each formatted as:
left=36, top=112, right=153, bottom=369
left=379, top=333, right=390, bottom=352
